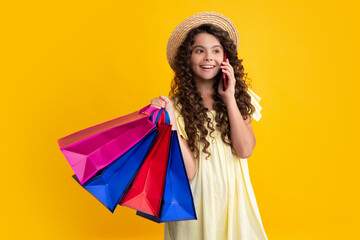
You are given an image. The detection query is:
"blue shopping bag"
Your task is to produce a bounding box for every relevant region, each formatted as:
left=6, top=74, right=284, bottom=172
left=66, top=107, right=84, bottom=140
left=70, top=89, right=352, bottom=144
left=136, top=130, right=197, bottom=222
left=73, top=129, right=158, bottom=213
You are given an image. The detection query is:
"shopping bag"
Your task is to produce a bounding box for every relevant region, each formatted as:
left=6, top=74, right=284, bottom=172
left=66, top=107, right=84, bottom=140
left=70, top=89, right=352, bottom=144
left=120, top=109, right=172, bottom=217
left=70, top=108, right=167, bottom=213
left=71, top=129, right=158, bottom=213
left=58, top=105, right=157, bottom=185
left=136, top=130, right=197, bottom=222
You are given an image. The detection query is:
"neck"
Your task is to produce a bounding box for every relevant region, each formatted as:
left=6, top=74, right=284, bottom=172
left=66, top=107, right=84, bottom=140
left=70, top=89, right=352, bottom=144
left=195, top=77, right=215, bottom=98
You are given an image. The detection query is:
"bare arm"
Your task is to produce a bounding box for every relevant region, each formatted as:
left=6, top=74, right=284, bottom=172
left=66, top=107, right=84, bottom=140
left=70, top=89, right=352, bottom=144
left=226, top=97, right=256, bottom=158
left=219, top=57, right=256, bottom=158
left=170, top=119, right=197, bottom=180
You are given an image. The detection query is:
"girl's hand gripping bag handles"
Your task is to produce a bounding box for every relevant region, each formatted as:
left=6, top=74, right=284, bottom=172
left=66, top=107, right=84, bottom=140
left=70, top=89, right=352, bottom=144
left=120, top=109, right=172, bottom=217
left=57, top=105, right=157, bottom=185
left=136, top=130, right=197, bottom=222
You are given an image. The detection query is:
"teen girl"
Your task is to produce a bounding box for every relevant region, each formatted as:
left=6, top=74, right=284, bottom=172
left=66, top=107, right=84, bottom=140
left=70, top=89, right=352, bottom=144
left=150, top=12, right=268, bottom=240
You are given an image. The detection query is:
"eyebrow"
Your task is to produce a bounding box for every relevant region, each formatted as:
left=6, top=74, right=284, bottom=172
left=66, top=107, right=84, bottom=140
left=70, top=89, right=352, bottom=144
left=192, top=45, right=223, bottom=49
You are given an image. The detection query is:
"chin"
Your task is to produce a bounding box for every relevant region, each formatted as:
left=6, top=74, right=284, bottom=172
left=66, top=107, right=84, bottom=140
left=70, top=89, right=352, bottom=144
left=195, top=76, right=216, bottom=82
left=194, top=71, right=220, bottom=81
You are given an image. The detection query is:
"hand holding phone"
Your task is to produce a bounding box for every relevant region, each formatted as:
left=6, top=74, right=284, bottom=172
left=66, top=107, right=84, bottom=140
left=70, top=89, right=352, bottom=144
left=222, top=52, right=228, bottom=91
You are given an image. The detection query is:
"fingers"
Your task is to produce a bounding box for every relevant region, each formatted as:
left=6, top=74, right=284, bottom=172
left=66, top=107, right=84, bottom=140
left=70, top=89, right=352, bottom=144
left=221, top=69, right=231, bottom=79
left=220, top=65, right=231, bottom=77
left=220, top=60, right=235, bottom=86
left=150, top=98, right=165, bottom=109
left=159, top=95, right=170, bottom=103
left=150, top=95, right=172, bottom=109
left=220, top=62, right=232, bottom=71
left=159, top=95, right=174, bottom=111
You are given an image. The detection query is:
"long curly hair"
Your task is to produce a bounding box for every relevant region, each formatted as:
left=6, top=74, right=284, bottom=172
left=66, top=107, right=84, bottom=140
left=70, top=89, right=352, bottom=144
left=169, top=23, right=255, bottom=160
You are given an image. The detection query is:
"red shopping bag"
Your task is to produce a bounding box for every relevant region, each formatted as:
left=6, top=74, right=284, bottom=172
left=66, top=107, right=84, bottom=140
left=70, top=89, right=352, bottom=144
left=120, top=110, right=172, bottom=217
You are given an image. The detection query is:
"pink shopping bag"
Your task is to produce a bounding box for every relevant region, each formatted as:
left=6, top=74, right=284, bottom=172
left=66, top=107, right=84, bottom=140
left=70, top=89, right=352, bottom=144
left=58, top=105, right=157, bottom=185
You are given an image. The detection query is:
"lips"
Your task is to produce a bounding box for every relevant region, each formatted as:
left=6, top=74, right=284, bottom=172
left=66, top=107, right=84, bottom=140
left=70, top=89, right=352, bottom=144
left=200, top=65, right=216, bottom=72
left=200, top=65, right=215, bottom=69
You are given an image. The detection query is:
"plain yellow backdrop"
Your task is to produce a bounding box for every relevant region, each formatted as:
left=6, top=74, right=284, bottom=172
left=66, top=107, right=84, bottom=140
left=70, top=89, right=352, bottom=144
left=1, top=0, right=359, bottom=239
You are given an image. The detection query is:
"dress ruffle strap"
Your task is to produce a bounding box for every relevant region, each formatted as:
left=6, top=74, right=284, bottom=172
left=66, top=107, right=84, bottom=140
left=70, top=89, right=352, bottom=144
left=247, top=88, right=262, bottom=122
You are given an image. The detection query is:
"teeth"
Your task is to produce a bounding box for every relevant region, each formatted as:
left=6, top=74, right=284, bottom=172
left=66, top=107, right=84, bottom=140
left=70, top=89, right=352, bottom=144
left=201, top=66, right=214, bottom=69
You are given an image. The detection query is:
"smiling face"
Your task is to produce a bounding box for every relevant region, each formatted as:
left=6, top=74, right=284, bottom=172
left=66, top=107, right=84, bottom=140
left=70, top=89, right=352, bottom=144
left=190, top=33, right=224, bottom=83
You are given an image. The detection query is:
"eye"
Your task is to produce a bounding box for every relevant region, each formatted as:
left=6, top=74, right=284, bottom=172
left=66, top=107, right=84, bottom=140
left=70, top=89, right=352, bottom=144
left=195, top=49, right=203, bottom=53
left=214, top=49, right=220, bottom=53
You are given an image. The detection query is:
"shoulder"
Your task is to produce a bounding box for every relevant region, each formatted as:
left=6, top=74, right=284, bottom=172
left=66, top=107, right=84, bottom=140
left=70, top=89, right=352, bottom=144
left=169, top=96, right=189, bottom=140
left=170, top=96, right=182, bottom=115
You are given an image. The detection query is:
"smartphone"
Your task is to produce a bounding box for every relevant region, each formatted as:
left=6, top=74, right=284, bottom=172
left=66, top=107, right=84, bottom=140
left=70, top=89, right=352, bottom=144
left=222, top=52, right=228, bottom=91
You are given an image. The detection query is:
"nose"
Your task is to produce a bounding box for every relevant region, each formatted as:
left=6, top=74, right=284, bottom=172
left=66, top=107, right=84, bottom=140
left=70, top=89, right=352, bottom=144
left=204, top=52, right=213, bottom=61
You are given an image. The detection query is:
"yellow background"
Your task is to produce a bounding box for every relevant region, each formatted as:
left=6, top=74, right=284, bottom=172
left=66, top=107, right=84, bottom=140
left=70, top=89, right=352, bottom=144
left=1, top=0, right=359, bottom=239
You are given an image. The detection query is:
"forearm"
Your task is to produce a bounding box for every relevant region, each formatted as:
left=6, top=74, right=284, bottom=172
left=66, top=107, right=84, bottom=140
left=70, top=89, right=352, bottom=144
left=177, top=132, right=197, bottom=180
left=170, top=121, right=196, bottom=180
left=225, top=98, right=256, bottom=158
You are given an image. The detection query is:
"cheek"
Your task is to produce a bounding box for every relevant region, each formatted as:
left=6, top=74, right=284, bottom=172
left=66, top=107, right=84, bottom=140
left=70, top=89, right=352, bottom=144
left=190, top=56, right=198, bottom=69
left=190, top=63, right=197, bottom=73
left=190, top=54, right=197, bottom=64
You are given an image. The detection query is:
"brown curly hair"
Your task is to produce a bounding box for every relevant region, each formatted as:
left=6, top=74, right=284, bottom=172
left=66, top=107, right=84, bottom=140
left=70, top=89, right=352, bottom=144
left=169, top=23, right=255, bottom=160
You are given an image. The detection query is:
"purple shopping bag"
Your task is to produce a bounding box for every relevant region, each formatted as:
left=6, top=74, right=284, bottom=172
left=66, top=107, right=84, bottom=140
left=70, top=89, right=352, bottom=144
left=58, top=105, right=157, bottom=185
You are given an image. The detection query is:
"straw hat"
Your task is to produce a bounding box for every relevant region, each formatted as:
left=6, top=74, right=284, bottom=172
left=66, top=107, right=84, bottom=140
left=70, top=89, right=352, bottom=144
left=166, top=12, right=239, bottom=71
